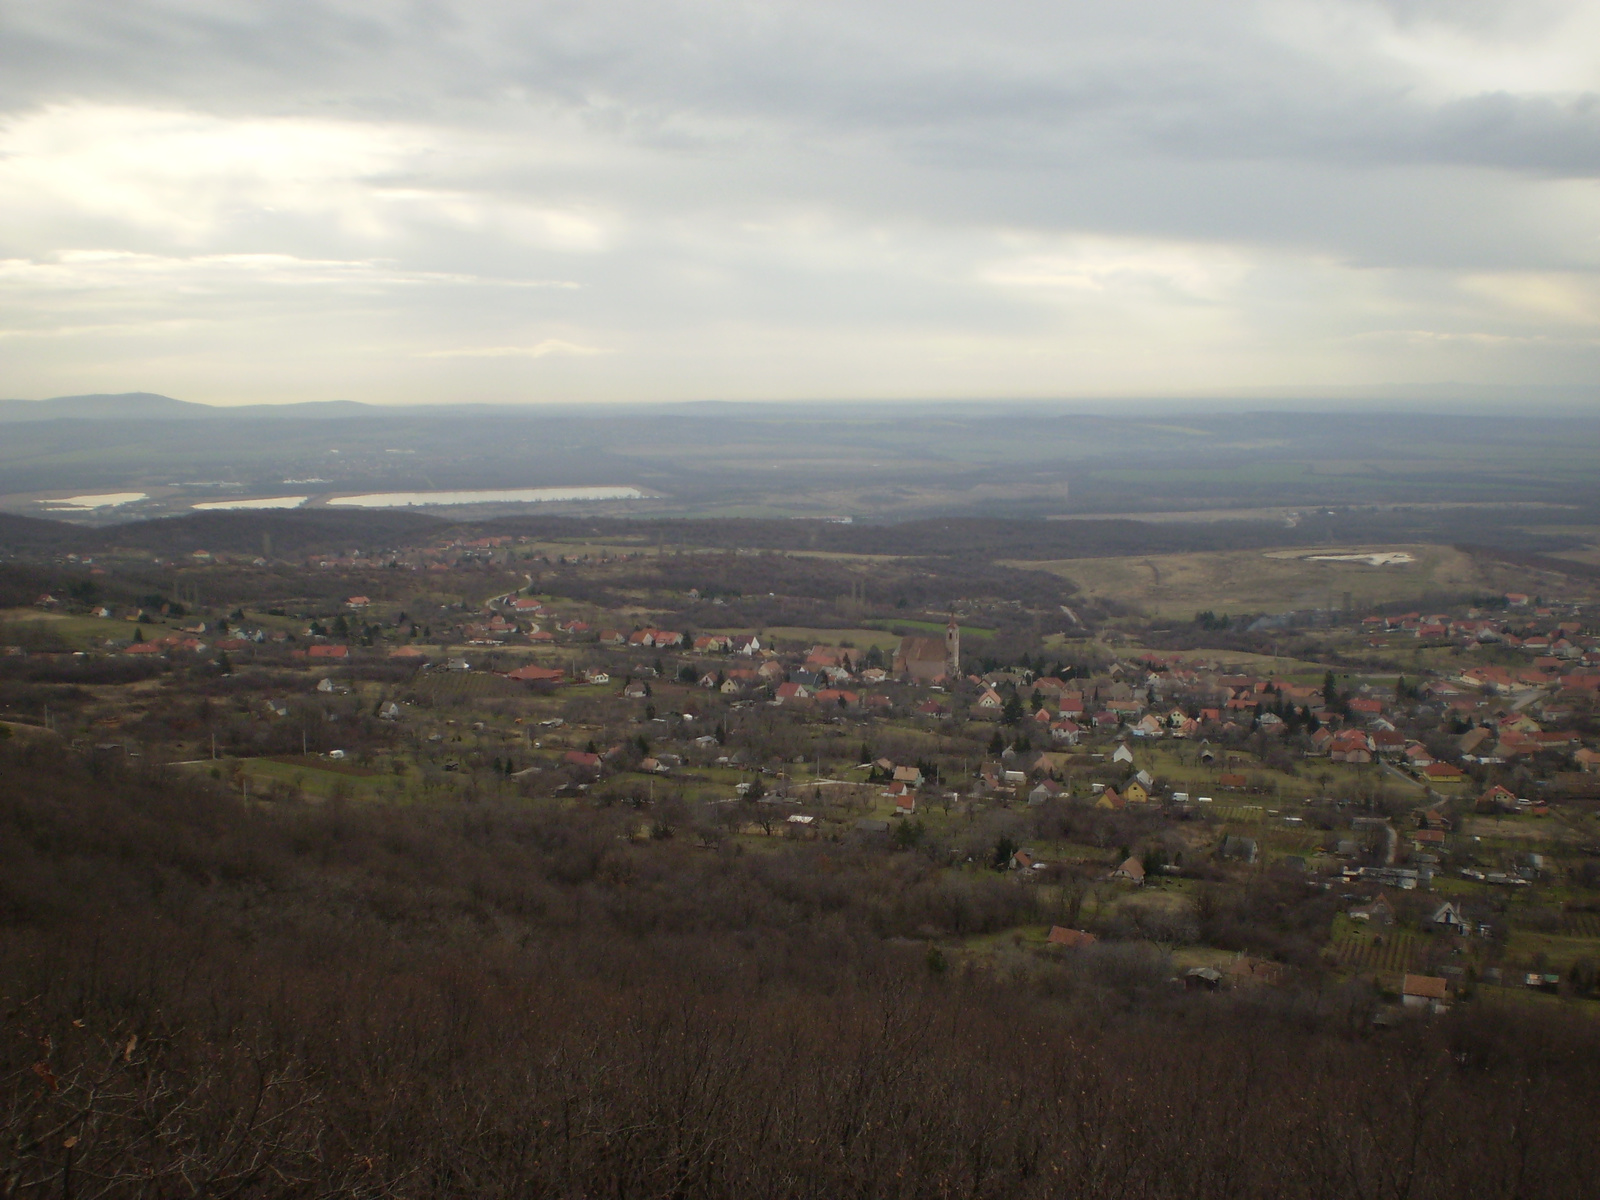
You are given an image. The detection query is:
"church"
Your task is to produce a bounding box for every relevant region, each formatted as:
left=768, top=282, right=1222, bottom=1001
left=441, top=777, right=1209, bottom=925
left=894, top=616, right=959, bottom=684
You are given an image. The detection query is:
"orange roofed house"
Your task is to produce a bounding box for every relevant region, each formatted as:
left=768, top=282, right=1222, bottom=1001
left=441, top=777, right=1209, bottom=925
left=1047, top=927, right=1098, bottom=949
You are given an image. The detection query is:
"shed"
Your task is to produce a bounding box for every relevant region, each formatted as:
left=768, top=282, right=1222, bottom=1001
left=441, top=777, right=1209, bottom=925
left=1184, top=967, right=1222, bottom=991
left=1111, top=856, right=1146, bottom=884
left=1401, top=974, right=1450, bottom=1012
left=1219, top=835, right=1258, bottom=864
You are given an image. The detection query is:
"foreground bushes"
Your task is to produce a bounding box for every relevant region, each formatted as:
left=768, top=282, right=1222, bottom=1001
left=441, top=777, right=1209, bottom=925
left=2, top=743, right=1597, bottom=1198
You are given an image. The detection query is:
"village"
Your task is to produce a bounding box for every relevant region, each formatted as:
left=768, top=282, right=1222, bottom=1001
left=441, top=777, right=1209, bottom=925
left=9, top=526, right=1600, bottom=1020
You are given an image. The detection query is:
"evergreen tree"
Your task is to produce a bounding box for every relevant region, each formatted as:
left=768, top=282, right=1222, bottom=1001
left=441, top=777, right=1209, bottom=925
left=992, top=836, right=1018, bottom=870
left=893, top=819, right=924, bottom=850
left=1001, top=692, right=1026, bottom=726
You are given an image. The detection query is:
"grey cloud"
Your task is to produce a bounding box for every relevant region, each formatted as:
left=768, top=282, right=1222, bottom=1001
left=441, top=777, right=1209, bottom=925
left=0, top=1, right=1597, bottom=403
left=4, top=3, right=1598, bottom=177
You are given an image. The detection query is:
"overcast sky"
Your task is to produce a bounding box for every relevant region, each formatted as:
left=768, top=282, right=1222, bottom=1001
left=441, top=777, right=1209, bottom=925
left=1, top=1, right=1598, bottom=406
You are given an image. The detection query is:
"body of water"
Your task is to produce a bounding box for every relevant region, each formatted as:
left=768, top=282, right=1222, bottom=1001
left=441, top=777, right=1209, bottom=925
left=44, top=492, right=148, bottom=510
left=192, top=496, right=309, bottom=510
left=326, top=486, right=645, bottom=507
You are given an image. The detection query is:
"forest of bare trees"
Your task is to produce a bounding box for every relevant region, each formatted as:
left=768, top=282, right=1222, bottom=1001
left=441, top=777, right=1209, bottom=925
left=2, top=739, right=1597, bottom=1198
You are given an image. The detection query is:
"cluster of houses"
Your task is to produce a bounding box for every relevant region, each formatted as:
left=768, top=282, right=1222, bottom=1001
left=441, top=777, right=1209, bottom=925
left=29, top=570, right=1600, bottom=806
left=92, top=586, right=1600, bottom=805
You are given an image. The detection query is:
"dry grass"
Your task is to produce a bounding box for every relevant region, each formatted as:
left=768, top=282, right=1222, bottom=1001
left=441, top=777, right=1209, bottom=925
left=1005, top=544, right=1521, bottom=619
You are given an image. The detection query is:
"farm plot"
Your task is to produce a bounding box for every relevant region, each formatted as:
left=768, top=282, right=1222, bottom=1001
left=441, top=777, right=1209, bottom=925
left=1333, top=930, right=1420, bottom=975
left=412, top=672, right=526, bottom=701
left=1563, top=912, right=1600, bottom=938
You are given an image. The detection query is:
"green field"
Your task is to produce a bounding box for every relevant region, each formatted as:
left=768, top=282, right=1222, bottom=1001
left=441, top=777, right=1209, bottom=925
left=865, top=618, right=995, bottom=639
left=750, top=627, right=904, bottom=653
left=178, top=755, right=404, bottom=803
left=1107, top=742, right=1399, bottom=805
left=708, top=622, right=995, bottom=653
left=1005, top=544, right=1545, bottom=620
left=0, top=608, right=147, bottom=650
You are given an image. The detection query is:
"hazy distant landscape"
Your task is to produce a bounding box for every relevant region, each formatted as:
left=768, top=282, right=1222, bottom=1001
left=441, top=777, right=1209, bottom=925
left=7, top=393, right=1600, bottom=547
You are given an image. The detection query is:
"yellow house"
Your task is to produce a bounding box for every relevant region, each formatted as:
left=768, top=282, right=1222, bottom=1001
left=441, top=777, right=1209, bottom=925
left=1124, top=781, right=1150, bottom=804
left=1095, top=787, right=1124, bottom=810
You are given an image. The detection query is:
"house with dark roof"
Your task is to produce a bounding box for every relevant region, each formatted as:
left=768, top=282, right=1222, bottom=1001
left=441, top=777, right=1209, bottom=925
left=1219, top=835, right=1258, bottom=864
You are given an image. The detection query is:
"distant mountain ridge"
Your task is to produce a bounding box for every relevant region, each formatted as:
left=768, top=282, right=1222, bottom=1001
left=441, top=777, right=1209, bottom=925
left=0, top=393, right=378, bottom=422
